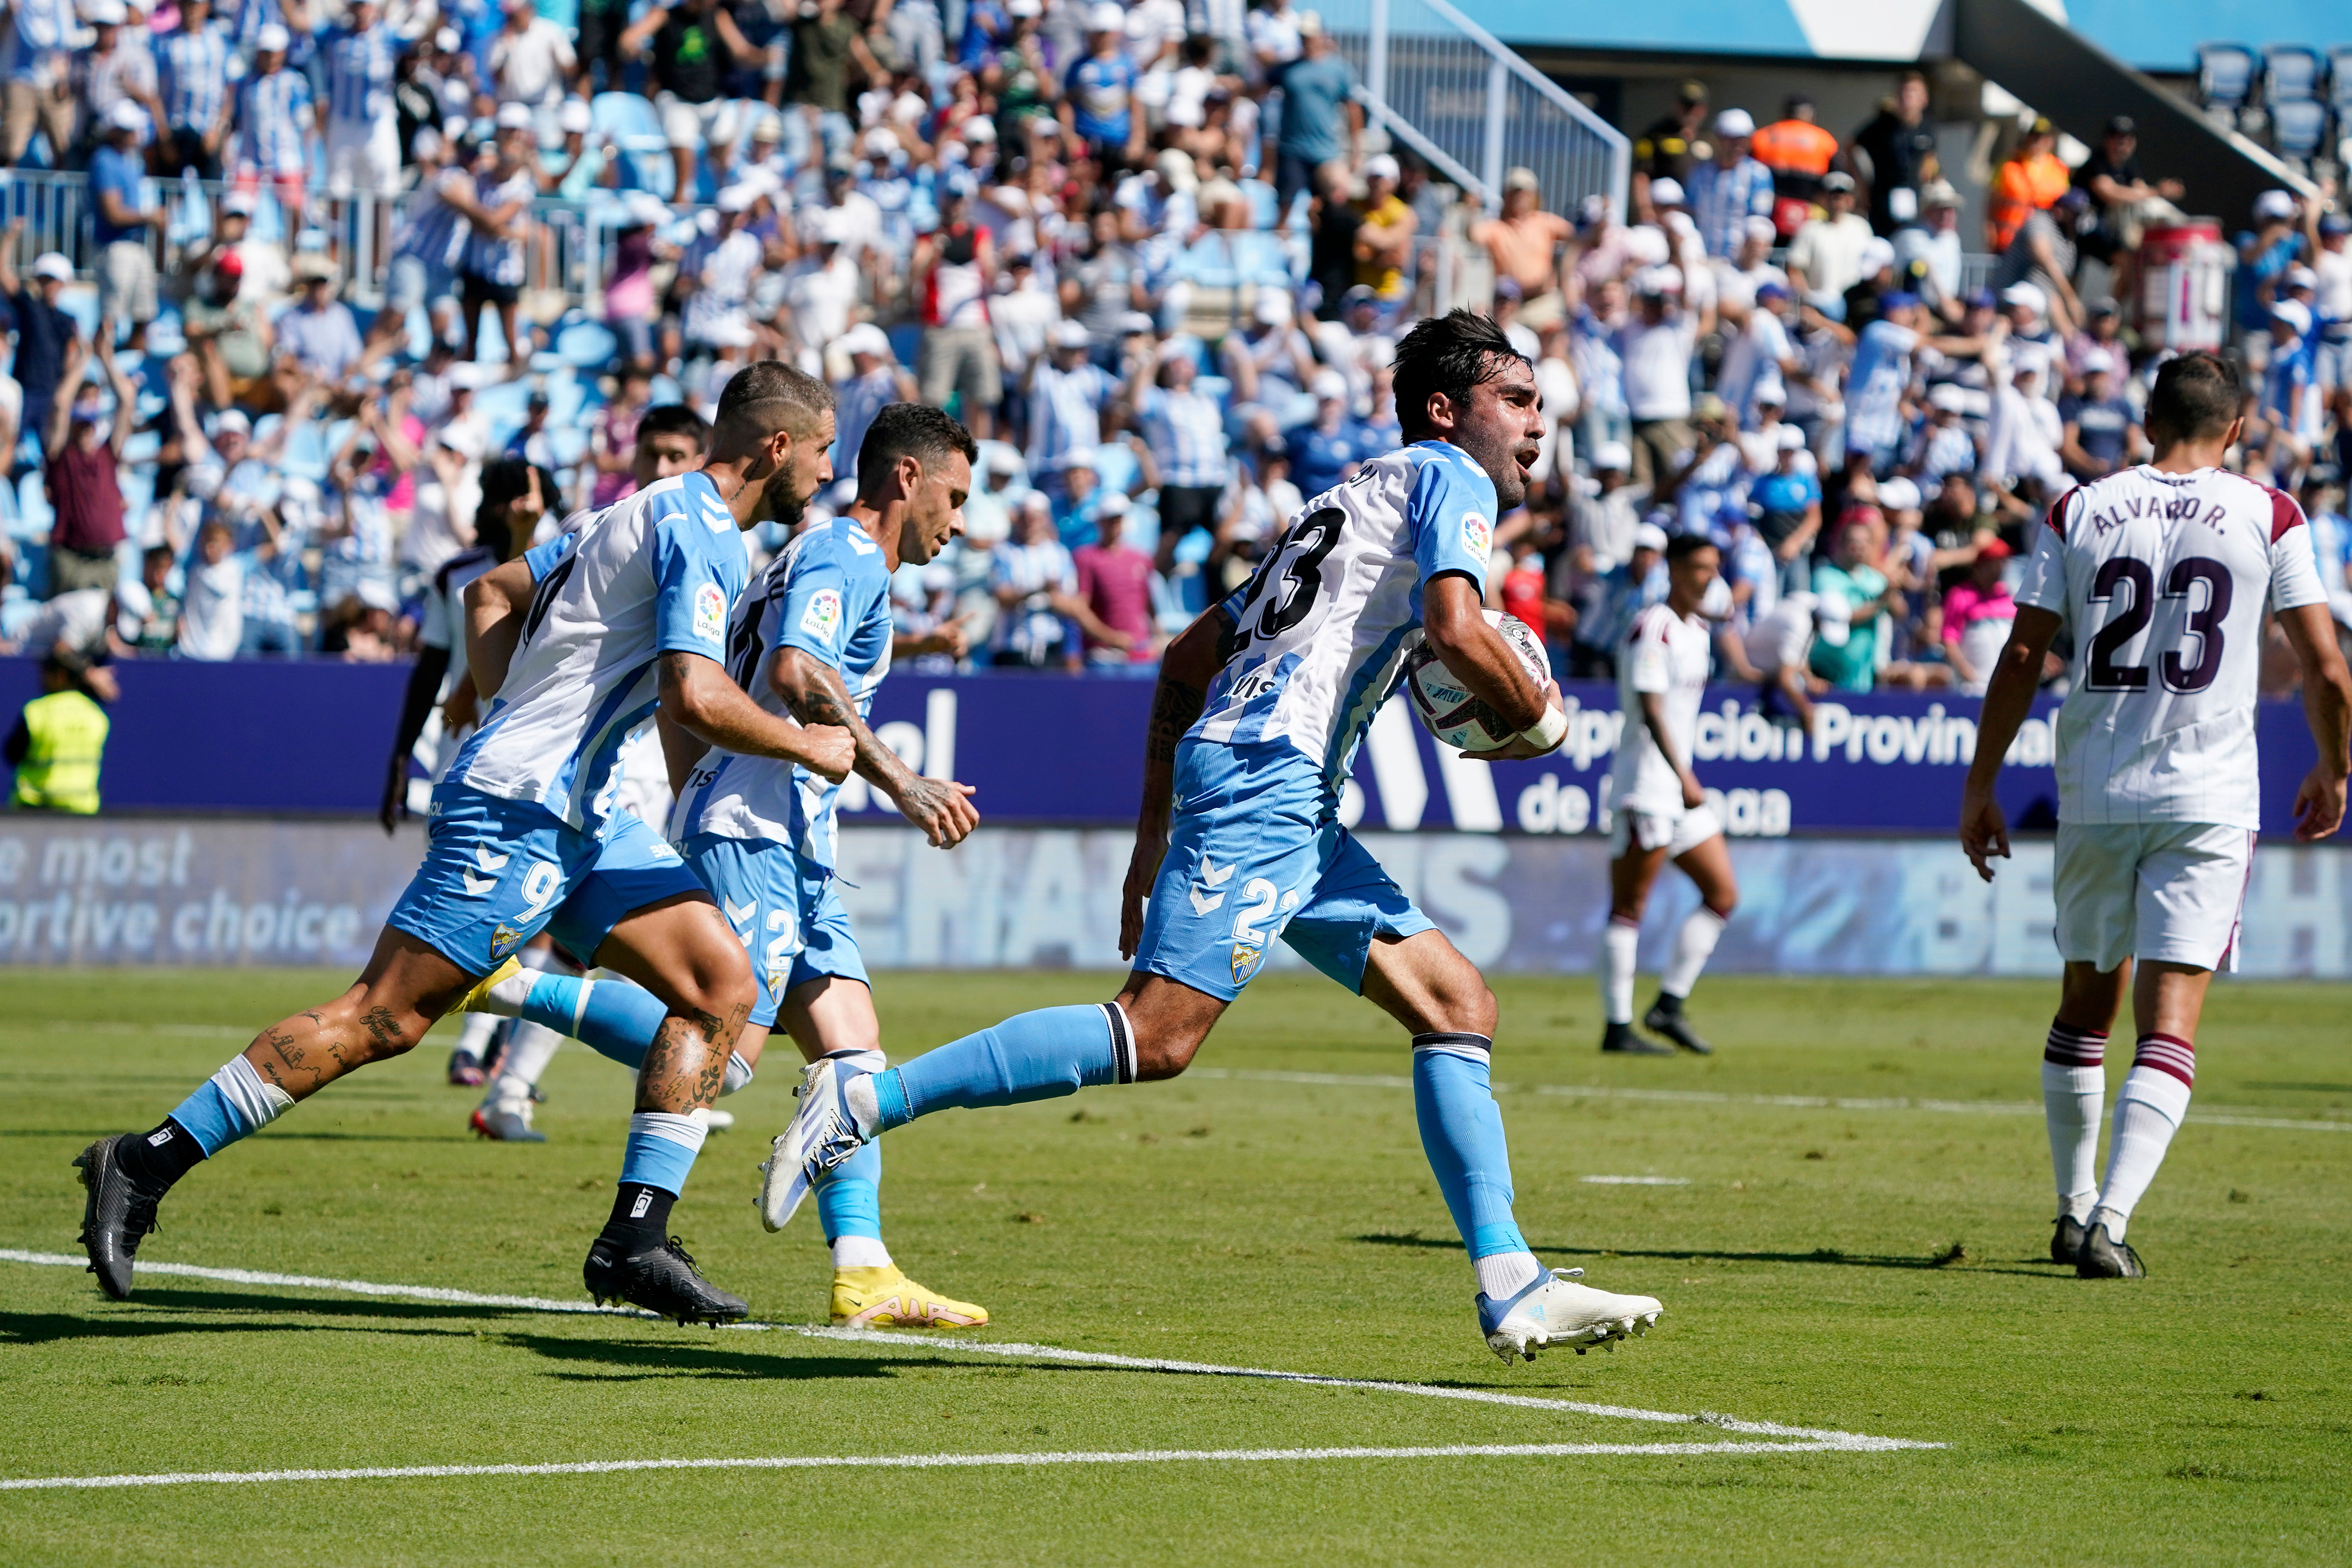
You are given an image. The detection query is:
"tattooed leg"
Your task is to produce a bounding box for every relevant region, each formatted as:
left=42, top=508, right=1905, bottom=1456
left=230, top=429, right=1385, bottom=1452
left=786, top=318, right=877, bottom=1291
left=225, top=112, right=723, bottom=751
left=119, top=929, right=473, bottom=1185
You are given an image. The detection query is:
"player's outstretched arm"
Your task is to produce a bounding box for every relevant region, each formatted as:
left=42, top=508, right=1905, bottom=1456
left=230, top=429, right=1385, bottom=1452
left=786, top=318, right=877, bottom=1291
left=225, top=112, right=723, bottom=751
left=2276, top=602, right=2352, bottom=840
left=1423, top=573, right=1563, bottom=764
left=768, top=646, right=979, bottom=848
left=661, top=651, right=857, bottom=784
left=1959, top=604, right=2062, bottom=881
left=463, top=557, right=539, bottom=701
left=1120, top=605, right=1230, bottom=959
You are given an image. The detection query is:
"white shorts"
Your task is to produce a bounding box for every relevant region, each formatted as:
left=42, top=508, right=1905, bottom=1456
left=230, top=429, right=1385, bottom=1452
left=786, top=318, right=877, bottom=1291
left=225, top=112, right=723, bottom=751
left=2053, top=820, right=2256, bottom=975
left=657, top=92, right=740, bottom=153
left=326, top=118, right=402, bottom=198
left=1609, top=800, right=1722, bottom=859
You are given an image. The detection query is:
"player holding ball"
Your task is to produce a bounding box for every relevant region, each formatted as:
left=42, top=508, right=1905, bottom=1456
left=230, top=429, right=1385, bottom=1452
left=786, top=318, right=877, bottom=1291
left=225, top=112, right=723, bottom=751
left=765, top=309, right=1669, bottom=1364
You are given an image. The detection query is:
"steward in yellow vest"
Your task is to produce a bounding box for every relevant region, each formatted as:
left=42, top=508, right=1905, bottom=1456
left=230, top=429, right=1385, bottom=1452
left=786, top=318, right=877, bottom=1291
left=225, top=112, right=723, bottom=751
left=8, top=656, right=111, bottom=814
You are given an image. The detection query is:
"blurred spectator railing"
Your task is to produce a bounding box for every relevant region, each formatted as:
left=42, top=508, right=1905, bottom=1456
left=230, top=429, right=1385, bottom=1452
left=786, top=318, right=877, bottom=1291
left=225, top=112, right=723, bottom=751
left=1322, top=0, right=1630, bottom=218
left=0, top=169, right=623, bottom=315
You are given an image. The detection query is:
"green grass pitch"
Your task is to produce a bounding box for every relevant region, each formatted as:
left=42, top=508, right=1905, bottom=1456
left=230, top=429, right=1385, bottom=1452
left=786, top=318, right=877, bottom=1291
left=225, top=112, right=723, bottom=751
left=2, top=967, right=2348, bottom=1564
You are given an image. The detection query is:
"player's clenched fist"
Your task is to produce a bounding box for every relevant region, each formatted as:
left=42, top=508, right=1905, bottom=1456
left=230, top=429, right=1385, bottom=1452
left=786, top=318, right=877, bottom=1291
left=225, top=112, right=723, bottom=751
left=797, top=724, right=857, bottom=783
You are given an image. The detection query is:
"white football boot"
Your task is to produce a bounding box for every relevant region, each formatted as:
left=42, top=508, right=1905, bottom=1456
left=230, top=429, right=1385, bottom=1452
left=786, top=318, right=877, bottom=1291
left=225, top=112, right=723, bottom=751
left=1479, top=1267, right=1663, bottom=1363
left=756, top=1056, right=869, bottom=1232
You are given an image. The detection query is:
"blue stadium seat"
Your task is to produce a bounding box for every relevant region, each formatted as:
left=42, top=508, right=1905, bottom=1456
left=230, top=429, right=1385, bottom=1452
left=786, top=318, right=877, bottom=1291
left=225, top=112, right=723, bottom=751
left=592, top=92, right=677, bottom=200
left=2329, top=46, right=2352, bottom=113
left=2270, top=98, right=2332, bottom=161
left=2198, top=43, right=2257, bottom=109
left=557, top=319, right=618, bottom=368
left=2264, top=44, right=2326, bottom=103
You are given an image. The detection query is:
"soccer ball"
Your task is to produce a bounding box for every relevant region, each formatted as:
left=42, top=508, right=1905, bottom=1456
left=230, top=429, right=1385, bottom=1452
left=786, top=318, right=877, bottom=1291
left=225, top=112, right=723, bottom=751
left=1400, top=610, right=1553, bottom=752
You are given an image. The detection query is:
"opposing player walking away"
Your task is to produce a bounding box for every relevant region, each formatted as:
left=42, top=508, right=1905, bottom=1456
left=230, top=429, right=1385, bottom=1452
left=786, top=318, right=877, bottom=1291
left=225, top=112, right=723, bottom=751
left=768, top=311, right=1667, bottom=1363
left=1599, top=533, right=1739, bottom=1056
left=1963, top=352, right=2352, bottom=1278
left=461, top=405, right=991, bottom=1329
left=74, top=364, right=855, bottom=1323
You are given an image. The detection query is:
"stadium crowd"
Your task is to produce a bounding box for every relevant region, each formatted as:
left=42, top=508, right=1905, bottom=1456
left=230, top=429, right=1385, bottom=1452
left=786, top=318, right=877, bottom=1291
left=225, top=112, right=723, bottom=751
left=0, top=0, right=2347, bottom=706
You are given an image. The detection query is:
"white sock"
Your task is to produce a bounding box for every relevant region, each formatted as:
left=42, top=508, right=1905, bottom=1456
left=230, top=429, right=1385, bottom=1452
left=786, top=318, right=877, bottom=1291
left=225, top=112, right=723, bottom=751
left=479, top=967, right=535, bottom=1017
left=831, top=1235, right=893, bottom=1269
left=1475, top=1250, right=1544, bottom=1301
left=2093, top=1045, right=2194, bottom=1241
left=842, top=1073, right=881, bottom=1137
left=484, top=1021, right=563, bottom=1112
left=456, top=1012, right=502, bottom=1055
left=1601, top=919, right=1639, bottom=1025
left=721, top=1050, right=754, bottom=1096
left=1659, top=907, right=1727, bottom=1000
left=2040, top=1022, right=2108, bottom=1222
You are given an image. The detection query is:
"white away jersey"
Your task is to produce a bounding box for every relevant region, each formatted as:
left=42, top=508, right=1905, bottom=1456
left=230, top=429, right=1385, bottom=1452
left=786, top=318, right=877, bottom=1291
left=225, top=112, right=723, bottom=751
left=2020, top=466, right=2325, bottom=829
left=1611, top=601, right=1712, bottom=813
left=671, top=515, right=895, bottom=867
left=1193, top=441, right=1497, bottom=794
left=449, top=471, right=748, bottom=833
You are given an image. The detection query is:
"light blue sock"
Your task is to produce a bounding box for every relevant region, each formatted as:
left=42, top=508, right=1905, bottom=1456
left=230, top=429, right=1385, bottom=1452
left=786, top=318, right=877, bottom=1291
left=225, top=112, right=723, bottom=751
left=871, top=1004, right=1134, bottom=1131
left=618, top=1111, right=706, bottom=1196
left=817, top=1140, right=884, bottom=1242
left=1412, top=1034, right=1529, bottom=1261
left=165, top=1056, right=295, bottom=1156
left=517, top=974, right=668, bottom=1068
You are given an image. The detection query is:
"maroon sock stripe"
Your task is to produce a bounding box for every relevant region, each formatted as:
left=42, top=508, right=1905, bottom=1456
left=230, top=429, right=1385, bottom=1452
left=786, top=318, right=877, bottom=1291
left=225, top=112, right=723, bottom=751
left=2043, top=1022, right=2108, bottom=1067
left=2132, top=1033, right=2196, bottom=1088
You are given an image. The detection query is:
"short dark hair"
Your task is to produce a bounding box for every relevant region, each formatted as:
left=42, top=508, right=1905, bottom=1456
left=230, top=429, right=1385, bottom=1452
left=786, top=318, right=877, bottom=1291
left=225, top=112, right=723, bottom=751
left=1664, top=532, right=1717, bottom=564
left=639, top=401, right=711, bottom=453
left=474, top=458, right=558, bottom=557
left=855, top=403, right=978, bottom=500
left=713, top=359, right=833, bottom=449
left=2143, top=351, right=2240, bottom=447
left=1392, top=309, right=1530, bottom=440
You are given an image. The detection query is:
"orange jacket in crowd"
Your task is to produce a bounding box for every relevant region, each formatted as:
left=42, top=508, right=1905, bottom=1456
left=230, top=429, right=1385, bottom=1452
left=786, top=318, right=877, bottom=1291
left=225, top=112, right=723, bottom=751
left=1985, top=150, right=2071, bottom=252
left=1753, top=117, right=1838, bottom=177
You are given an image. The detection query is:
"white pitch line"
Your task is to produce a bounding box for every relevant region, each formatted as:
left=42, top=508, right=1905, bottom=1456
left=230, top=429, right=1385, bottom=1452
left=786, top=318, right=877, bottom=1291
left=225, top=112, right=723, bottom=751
left=1185, top=1067, right=2352, bottom=1132
left=1581, top=1176, right=1691, bottom=1186
left=0, top=1250, right=1938, bottom=1455
left=0, top=1441, right=1877, bottom=1492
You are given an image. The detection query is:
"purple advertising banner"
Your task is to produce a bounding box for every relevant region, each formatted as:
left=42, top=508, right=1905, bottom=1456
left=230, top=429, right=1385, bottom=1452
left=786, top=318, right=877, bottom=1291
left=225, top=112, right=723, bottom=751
left=0, top=659, right=2328, bottom=839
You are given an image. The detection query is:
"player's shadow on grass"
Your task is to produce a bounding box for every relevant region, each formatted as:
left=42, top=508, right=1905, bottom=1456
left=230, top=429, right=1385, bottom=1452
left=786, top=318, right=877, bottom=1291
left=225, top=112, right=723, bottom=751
left=1353, top=1232, right=2059, bottom=1278
left=0, top=1308, right=477, bottom=1347
left=502, top=1332, right=1051, bottom=1383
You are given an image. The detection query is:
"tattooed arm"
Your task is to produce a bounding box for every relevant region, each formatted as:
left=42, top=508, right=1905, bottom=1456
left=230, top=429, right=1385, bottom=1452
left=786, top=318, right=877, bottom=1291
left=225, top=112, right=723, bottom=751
left=769, top=646, right=979, bottom=848
left=1118, top=603, right=1233, bottom=959
left=660, top=650, right=857, bottom=782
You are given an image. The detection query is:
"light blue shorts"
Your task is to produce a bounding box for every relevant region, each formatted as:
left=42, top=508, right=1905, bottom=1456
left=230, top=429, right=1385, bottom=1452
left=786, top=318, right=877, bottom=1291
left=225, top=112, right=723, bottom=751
left=387, top=785, right=707, bottom=976
left=680, top=832, right=868, bottom=1029
left=1134, top=740, right=1435, bottom=1001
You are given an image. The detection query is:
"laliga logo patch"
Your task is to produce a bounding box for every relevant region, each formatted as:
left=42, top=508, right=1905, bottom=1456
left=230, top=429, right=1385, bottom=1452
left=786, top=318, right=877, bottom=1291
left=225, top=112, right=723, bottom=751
left=693, top=581, right=726, bottom=644
left=800, top=588, right=844, bottom=644
left=1462, top=510, right=1492, bottom=560
left=1230, top=942, right=1265, bottom=985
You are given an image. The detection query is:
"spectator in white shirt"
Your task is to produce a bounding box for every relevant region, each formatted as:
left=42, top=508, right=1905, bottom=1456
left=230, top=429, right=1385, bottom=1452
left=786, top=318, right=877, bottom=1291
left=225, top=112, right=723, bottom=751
left=1616, top=267, right=1711, bottom=490
left=1786, top=171, right=1873, bottom=311
left=176, top=519, right=244, bottom=660
left=488, top=0, right=575, bottom=109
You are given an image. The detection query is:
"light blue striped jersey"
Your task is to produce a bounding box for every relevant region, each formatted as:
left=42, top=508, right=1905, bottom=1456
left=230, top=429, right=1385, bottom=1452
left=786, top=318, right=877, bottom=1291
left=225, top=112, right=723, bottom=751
left=670, top=515, right=895, bottom=869
left=321, top=22, right=397, bottom=127
left=234, top=65, right=312, bottom=173
left=392, top=166, right=472, bottom=269
left=158, top=23, right=235, bottom=133
left=463, top=165, right=538, bottom=286
left=450, top=471, right=749, bottom=833
left=1192, top=441, right=1497, bottom=796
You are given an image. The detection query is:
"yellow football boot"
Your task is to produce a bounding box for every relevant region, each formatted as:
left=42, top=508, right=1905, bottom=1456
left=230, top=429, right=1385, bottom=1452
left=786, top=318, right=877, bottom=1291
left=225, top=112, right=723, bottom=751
left=829, top=1266, right=989, bottom=1328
